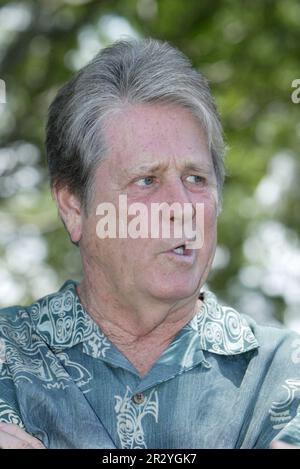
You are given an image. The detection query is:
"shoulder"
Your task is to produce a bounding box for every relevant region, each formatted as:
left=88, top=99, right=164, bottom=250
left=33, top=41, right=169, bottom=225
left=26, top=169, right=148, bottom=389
left=198, top=290, right=300, bottom=361
left=0, top=305, right=32, bottom=342
left=0, top=280, right=79, bottom=347
left=245, top=314, right=300, bottom=363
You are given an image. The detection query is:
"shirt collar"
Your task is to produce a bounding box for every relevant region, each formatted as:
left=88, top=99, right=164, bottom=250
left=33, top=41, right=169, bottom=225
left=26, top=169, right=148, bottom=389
left=29, top=279, right=259, bottom=358
left=186, top=290, right=259, bottom=355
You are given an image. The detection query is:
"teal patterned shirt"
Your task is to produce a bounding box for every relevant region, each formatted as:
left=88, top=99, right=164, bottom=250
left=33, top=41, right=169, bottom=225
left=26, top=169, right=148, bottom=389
left=0, top=280, right=300, bottom=448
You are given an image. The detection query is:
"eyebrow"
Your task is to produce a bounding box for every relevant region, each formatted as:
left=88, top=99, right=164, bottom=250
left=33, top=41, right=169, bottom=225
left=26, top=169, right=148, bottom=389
left=126, top=160, right=213, bottom=175
left=128, top=162, right=167, bottom=174
left=182, top=162, right=213, bottom=174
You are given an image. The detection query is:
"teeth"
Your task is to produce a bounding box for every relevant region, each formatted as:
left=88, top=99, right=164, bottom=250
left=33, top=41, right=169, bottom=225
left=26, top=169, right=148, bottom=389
left=173, top=246, right=184, bottom=255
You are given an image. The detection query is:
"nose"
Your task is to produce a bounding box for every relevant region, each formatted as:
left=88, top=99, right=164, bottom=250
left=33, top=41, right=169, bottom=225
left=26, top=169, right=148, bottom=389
left=162, top=176, right=195, bottom=222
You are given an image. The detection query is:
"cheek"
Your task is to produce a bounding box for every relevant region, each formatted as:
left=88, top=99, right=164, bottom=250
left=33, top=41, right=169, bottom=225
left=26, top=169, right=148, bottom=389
left=114, top=239, right=152, bottom=281
left=99, top=237, right=145, bottom=267
left=205, top=207, right=217, bottom=233
left=204, top=191, right=218, bottom=222
left=201, top=199, right=217, bottom=251
left=81, top=218, right=97, bottom=248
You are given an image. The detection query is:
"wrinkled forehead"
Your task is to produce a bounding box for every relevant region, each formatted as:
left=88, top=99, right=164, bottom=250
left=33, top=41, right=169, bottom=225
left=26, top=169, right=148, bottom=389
left=102, top=102, right=213, bottom=172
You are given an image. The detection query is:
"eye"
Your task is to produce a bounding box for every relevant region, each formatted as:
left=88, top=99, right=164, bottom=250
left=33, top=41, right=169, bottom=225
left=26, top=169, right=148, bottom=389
left=135, top=176, right=156, bottom=187
left=185, top=175, right=205, bottom=185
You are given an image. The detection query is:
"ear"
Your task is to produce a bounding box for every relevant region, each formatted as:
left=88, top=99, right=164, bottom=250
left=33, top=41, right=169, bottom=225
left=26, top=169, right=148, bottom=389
left=53, top=185, right=83, bottom=243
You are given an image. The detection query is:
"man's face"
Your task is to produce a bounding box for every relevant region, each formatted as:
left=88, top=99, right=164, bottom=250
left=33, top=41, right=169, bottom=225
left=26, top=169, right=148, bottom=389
left=79, top=103, right=218, bottom=307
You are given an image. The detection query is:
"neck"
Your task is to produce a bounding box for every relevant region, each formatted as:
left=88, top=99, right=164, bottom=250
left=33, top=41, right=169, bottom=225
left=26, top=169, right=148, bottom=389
left=76, top=275, right=201, bottom=376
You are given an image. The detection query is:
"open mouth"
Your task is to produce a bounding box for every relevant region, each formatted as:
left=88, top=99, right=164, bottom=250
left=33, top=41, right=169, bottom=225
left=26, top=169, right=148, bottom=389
left=163, top=242, right=195, bottom=264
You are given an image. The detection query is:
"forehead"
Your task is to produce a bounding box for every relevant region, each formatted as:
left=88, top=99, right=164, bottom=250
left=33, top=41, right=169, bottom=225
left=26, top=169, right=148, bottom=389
left=103, top=103, right=212, bottom=171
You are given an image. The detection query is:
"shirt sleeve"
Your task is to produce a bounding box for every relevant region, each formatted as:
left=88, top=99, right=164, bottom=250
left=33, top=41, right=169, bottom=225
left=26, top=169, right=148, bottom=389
left=267, top=333, right=300, bottom=447
left=0, top=334, right=25, bottom=428
left=272, top=411, right=300, bottom=446
left=0, top=397, right=25, bottom=427
left=252, top=328, right=300, bottom=448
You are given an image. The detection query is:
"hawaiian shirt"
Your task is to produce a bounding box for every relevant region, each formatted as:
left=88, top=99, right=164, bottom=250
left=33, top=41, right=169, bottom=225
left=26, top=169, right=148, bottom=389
left=0, top=280, right=300, bottom=449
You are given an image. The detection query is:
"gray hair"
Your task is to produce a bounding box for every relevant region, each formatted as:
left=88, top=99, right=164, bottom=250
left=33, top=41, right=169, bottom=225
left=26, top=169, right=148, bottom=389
left=46, top=38, right=225, bottom=212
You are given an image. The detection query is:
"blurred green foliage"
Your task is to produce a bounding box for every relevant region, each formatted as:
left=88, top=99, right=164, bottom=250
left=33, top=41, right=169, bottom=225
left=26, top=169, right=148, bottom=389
left=0, top=0, right=299, bottom=327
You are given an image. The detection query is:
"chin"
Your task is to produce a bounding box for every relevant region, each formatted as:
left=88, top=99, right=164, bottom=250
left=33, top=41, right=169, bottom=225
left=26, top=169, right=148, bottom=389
left=149, top=278, right=201, bottom=302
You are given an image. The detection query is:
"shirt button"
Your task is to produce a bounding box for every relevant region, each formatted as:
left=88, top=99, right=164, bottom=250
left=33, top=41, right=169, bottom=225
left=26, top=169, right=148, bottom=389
left=132, top=393, right=145, bottom=404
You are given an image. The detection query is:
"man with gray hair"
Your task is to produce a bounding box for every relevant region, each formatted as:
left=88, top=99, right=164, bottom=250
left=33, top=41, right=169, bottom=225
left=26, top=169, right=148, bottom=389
left=0, top=38, right=299, bottom=449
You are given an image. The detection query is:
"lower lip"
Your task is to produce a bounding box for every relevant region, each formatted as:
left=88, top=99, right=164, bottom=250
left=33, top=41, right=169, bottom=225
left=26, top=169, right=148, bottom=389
left=163, top=249, right=196, bottom=264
